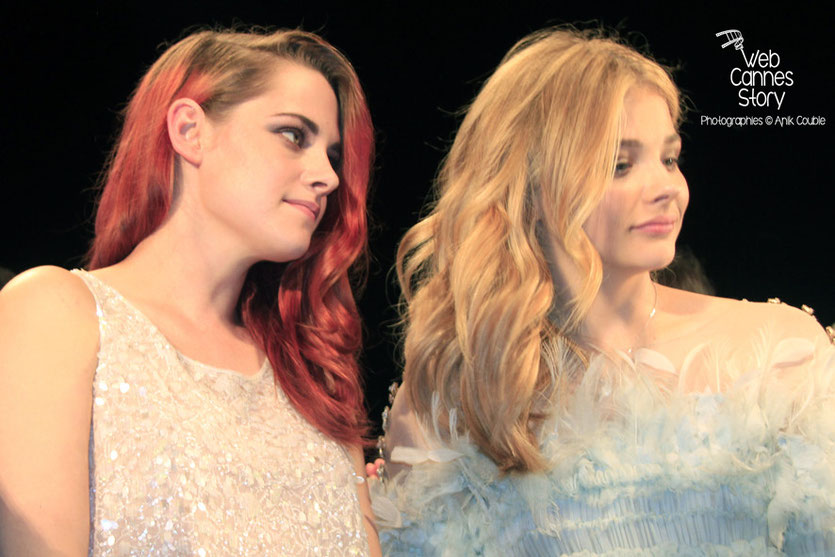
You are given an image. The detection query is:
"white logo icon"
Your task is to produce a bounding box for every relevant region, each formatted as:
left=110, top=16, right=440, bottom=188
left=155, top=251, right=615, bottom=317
left=716, top=29, right=745, bottom=58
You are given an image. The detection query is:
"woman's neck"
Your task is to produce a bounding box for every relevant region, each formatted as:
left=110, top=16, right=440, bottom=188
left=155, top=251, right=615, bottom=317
left=100, top=212, right=256, bottom=330
left=580, top=271, right=658, bottom=353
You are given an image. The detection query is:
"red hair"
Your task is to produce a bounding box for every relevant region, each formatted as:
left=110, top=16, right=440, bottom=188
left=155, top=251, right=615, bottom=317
left=88, top=29, right=374, bottom=446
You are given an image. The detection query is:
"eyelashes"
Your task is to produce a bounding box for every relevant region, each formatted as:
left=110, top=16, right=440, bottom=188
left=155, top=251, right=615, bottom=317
left=614, top=154, right=682, bottom=177
left=669, top=154, right=684, bottom=168
left=615, top=160, right=631, bottom=177
left=662, top=154, right=684, bottom=172
left=273, top=124, right=342, bottom=171
left=276, top=127, right=306, bottom=147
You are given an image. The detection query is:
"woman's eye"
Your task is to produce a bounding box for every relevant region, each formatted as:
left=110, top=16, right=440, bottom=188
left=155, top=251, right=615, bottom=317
left=664, top=156, right=680, bottom=169
left=614, top=161, right=631, bottom=177
left=278, top=128, right=305, bottom=146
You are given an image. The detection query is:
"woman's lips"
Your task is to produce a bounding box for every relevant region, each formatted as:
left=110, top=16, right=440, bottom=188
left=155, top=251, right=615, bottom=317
left=631, top=217, right=676, bottom=236
left=285, top=199, right=320, bottom=220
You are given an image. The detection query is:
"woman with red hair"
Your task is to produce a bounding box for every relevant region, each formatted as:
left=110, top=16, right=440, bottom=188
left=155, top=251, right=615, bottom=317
left=0, top=29, right=379, bottom=555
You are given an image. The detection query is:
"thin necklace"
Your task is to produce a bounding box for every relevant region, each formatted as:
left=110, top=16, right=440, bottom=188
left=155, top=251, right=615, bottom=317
left=626, top=281, right=657, bottom=355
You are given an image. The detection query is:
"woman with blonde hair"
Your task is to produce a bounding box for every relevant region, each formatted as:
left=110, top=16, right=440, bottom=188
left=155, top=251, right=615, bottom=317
left=0, top=29, right=380, bottom=555
left=375, top=28, right=834, bottom=555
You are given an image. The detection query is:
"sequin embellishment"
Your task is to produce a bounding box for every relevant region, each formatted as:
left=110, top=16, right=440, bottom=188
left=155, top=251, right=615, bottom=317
left=74, top=270, right=369, bottom=555
left=375, top=382, right=400, bottom=485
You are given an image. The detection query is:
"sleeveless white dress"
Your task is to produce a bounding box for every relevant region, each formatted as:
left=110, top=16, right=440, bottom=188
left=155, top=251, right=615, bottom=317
left=74, top=270, right=369, bottom=556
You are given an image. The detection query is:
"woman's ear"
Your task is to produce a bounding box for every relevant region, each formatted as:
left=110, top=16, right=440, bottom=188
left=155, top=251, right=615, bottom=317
left=166, top=98, right=205, bottom=166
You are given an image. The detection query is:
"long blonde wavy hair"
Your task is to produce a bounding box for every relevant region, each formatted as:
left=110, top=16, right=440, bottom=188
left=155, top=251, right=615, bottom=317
left=397, top=28, right=681, bottom=472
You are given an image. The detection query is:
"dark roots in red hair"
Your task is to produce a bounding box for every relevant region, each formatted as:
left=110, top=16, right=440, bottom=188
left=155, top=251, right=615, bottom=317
left=88, top=29, right=374, bottom=446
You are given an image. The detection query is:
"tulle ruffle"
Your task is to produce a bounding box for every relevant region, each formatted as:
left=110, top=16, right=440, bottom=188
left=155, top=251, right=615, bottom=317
left=373, top=328, right=835, bottom=556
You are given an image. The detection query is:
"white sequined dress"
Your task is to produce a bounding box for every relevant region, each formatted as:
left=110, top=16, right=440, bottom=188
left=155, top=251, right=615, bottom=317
left=74, top=270, right=369, bottom=556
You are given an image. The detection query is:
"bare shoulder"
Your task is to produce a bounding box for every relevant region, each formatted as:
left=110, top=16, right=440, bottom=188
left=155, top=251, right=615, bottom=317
left=0, top=265, right=95, bottom=311
left=0, top=265, right=99, bottom=380
left=658, top=285, right=829, bottom=344
left=734, top=297, right=830, bottom=343
left=0, top=267, right=99, bottom=551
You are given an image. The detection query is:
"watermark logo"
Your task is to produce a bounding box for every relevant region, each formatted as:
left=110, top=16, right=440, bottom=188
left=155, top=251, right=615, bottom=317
left=701, top=30, right=824, bottom=127
left=716, top=29, right=745, bottom=53
left=715, top=29, right=793, bottom=110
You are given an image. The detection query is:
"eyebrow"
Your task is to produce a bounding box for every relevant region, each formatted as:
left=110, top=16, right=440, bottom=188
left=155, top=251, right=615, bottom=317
left=273, top=112, right=342, bottom=153
left=275, top=112, right=320, bottom=135
left=620, top=134, right=681, bottom=149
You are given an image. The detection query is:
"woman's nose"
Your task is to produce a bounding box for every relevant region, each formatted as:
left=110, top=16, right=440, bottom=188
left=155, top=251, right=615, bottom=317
left=306, top=149, right=340, bottom=193
left=645, top=164, right=684, bottom=204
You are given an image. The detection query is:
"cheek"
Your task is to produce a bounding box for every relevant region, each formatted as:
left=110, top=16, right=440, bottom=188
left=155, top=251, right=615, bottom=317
left=584, top=193, right=623, bottom=242
left=582, top=212, right=603, bottom=246
left=583, top=212, right=610, bottom=255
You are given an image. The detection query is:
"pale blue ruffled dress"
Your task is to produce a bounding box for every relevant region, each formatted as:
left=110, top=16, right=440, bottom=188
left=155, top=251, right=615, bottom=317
left=373, top=315, right=835, bottom=556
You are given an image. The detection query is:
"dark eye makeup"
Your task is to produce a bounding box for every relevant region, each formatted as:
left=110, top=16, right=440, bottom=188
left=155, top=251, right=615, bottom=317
left=275, top=127, right=306, bottom=146
left=271, top=114, right=342, bottom=171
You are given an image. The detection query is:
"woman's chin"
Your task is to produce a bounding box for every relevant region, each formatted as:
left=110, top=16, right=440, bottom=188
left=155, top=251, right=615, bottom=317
left=652, top=256, right=676, bottom=273
left=261, top=239, right=313, bottom=265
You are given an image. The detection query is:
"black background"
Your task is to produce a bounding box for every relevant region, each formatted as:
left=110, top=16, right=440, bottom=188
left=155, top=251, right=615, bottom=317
left=2, top=2, right=832, bottom=431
